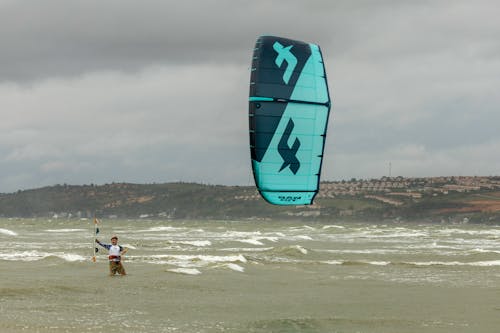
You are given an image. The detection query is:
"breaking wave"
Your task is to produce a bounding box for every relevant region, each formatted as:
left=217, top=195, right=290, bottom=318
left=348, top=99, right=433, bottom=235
left=0, top=250, right=86, bottom=262
left=0, top=228, right=18, bottom=236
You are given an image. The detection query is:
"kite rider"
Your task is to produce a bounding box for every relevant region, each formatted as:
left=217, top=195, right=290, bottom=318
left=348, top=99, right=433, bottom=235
left=96, top=235, right=128, bottom=276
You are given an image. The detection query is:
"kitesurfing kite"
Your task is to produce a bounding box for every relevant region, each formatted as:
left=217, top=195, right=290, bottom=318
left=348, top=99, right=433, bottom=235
left=249, top=36, right=331, bottom=205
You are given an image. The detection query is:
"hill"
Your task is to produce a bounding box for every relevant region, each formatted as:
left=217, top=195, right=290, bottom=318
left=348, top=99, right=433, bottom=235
left=1, top=177, right=500, bottom=223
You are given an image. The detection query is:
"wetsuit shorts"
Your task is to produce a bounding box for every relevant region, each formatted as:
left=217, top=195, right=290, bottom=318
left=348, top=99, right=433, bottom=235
left=109, top=261, right=126, bottom=275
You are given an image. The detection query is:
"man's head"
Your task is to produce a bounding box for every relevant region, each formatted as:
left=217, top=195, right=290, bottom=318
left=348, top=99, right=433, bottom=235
left=111, top=235, right=118, bottom=245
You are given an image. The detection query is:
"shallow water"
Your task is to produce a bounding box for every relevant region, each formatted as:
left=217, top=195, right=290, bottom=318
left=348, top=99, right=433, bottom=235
left=1, top=218, right=499, bottom=332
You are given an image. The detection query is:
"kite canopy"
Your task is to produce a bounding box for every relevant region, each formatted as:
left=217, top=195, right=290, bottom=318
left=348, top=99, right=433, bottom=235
left=249, top=36, right=331, bottom=205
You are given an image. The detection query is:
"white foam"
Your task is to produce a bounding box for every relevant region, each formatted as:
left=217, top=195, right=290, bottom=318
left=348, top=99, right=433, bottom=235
left=225, top=263, right=245, bottom=272
left=220, top=247, right=274, bottom=252
left=322, top=225, right=345, bottom=230
left=140, top=226, right=186, bottom=232
left=438, top=228, right=500, bottom=237
left=289, top=226, right=314, bottom=231
left=174, top=240, right=212, bottom=247
left=260, top=236, right=279, bottom=242
left=292, top=245, right=308, bottom=254
left=469, top=248, right=500, bottom=254
left=122, top=244, right=137, bottom=249
left=322, top=260, right=344, bottom=265
left=46, top=229, right=85, bottom=233
left=364, top=261, right=391, bottom=266
left=472, top=260, right=500, bottom=267
left=407, top=260, right=500, bottom=267
left=292, top=235, right=313, bottom=241
left=408, top=261, right=460, bottom=266
left=0, top=228, right=18, bottom=236
left=237, top=239, right=264, bottom=246
left=236, top=236, right=279, bottom=245
left=323, top=260, right=388, bottom=266
left=316, top=249, right=401, bottom=255
left=223, top=231, right=262, bottom=238
left=187, top=229, right=205, bottom=233
left=0, top=250, right=86, bottom=262
left=58, top=253, right=86, bottom=262
left=148, top=254, right=247, bottom=267
left=168, top=268, right=201, bottom=275
left=0, top=250, right=44, bottom=261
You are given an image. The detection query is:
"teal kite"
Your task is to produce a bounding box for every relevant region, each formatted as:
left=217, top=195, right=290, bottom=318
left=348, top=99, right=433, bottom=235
left=249, top=36, right=331, bottom=205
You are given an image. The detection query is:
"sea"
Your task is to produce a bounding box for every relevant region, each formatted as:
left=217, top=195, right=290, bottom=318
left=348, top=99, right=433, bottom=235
left=0, top=218, right=499, bottom=333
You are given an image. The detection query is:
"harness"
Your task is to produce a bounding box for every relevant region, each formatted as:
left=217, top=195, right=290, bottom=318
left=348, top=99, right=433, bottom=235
left=108, top=255, right=121, bottom=262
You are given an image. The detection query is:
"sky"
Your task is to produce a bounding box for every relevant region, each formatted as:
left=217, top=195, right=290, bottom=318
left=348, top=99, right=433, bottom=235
left=1, top=0, right=500, bottom=192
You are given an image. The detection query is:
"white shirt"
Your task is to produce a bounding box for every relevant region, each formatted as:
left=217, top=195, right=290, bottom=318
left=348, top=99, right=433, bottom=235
left=108, top=245, right=122, bottom=261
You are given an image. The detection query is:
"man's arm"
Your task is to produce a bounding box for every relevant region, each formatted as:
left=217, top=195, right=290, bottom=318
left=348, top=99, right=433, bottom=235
left=96, top=239, right=111, bottom=250
left=120, top=246, right=128, bottom=255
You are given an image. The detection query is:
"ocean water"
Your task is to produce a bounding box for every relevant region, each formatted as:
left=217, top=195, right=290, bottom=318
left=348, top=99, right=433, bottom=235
left=1, top=218, right=499, bottom=333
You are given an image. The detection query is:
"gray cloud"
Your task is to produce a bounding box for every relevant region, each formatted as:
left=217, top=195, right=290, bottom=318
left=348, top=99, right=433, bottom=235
left=0, top=0, right=342, bottom=82
left=1, top=0, right=500, bottom=192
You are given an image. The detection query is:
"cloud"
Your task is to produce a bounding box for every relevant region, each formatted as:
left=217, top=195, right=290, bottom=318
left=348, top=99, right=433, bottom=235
left=0, top=0, right=341, bottom=83
left=1, top=0, right=499, bottom=192
left=0, top=63, right=250, bottom=190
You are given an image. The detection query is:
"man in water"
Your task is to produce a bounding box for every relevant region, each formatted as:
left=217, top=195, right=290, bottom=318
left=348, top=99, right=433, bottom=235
left=96, top=235, right=128, bottom=276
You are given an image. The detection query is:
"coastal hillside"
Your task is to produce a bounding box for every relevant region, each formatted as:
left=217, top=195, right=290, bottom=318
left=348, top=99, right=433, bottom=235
left=1, top=176, right=500, bottom=223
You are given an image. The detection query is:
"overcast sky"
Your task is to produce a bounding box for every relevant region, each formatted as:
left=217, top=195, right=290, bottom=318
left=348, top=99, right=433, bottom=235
left=1, top=0, right=499, bottom=192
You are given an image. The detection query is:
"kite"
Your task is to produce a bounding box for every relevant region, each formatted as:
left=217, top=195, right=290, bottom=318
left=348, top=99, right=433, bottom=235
left=249, top=36, right=331, bottom=205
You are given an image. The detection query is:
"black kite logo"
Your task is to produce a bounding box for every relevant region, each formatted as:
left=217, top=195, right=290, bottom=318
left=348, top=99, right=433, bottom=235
left=278, top=119, right=300, bottom=174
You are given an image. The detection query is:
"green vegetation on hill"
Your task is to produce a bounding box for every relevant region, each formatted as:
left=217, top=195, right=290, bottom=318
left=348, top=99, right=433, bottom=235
left=0, top=183, right=286, bottom=220
left=1, top=179, right=500, bottom=224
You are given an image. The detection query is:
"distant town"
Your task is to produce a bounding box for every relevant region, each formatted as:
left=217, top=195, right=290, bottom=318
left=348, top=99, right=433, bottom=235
left=319, top=176, right=500, bottom=205
left=236, top=176, right=500, bottom=205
